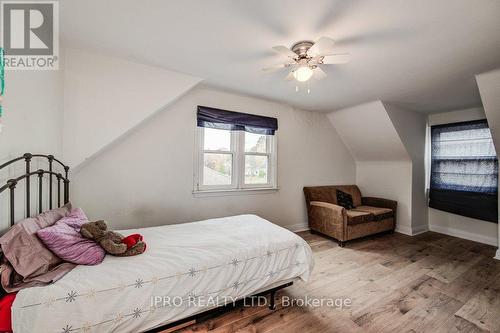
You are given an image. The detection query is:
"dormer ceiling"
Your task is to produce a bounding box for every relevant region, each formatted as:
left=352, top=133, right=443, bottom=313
left=60, top=0, right=500, bottom=113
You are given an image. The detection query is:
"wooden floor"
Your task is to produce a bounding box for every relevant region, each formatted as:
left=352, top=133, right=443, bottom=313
left=173, top=231, right=500, bottom=333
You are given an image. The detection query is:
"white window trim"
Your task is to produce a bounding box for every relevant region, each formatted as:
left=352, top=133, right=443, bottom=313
left=193, top=127, right=278, bottom=195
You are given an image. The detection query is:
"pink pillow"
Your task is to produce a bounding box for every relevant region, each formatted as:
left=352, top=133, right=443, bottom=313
left=37, top=208, right=105, bottom=265
left=0, top=203, right=73, bottom=279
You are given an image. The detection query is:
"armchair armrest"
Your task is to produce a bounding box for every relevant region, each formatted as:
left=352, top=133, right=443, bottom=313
left=361, top=197, right=397, bottom=212
left=310, top=201, right=345, bottom=219
left=308, top=201, right=346, bottom=240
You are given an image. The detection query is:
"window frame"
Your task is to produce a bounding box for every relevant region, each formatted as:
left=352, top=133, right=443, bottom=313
left=240, top=131, right=277, bottom=189
left=194, top=127, right=278, bottom=193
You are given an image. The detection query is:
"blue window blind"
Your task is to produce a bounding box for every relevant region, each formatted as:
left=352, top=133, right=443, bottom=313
left=197, top=106, right=278, bottom=135
left=429, top=120, right=498, bottom=223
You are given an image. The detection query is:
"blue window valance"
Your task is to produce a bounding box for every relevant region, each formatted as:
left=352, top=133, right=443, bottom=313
left=197, top=106, right=278, bottom=135
left=429, top=119, right=498, bottom=223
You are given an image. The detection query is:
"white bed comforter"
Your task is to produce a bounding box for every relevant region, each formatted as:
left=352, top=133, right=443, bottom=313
left=12, top=215, right=314, bottom=333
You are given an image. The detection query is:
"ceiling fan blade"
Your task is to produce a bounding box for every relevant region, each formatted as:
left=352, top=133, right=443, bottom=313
left=307, top=36, right=335, bottom=57
left=314, top=67, right=327, bottom=80
left=272, top=45, right=298, bottom=60
left=262, top=64, right=287, bottom=72
left=321, top=54, right=351, bottom=64
left=285, top=71, right=295, bottom=81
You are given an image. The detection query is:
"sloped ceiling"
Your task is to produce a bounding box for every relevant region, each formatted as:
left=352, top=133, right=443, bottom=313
left=476, top=69, right=500, bottom=157
left=475, top=68, right=500, bottom=247
left=63, top=48, right=202, bottom=168
left=326, top=101, right=410, bottom=161
left=59, top=0, right=500, bottom=112
left=384, top=102, right=426, bottom=162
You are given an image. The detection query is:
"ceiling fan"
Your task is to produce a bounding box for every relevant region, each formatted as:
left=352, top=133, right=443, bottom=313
left=263, top=37, right=350, bottom=83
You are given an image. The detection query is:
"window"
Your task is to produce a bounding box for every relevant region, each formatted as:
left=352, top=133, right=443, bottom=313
left=195, top=106, right=278, bottom=192
left=429, top=120, right=498, bottom=222
left=244, top=132, right=272, bottom=185
left=202, top=128, right=233, bottom=187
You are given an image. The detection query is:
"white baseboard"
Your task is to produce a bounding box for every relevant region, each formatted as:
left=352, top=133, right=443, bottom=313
left=395, top=224, right=412, bottom=236
left=286, top=223, right=309, bottom=233
left=412, top=224, right=429, bottom=236
left=396, top=224, right=429, bottom=236
left=429, top=224, right=498, bottom=246
left=495, top=249, right=500, bottom=261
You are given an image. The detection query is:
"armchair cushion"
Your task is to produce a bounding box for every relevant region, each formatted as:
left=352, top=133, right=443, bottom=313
left=352, top=206, right=393, bottom=221
left=346, top=210, right=374, bottom=224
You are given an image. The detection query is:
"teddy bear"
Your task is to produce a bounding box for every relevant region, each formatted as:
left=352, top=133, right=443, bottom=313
left=80, top=220, right=146, bottom=257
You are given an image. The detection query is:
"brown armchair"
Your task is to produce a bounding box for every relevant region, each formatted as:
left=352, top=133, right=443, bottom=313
left=303, top=185, right=397, bottom=247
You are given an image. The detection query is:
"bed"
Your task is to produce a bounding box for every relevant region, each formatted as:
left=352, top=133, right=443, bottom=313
left=0, top=154, right=314, bottom=333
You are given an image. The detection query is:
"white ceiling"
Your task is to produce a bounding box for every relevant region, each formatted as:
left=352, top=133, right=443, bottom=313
left=60, top=0, right=500, bottom=113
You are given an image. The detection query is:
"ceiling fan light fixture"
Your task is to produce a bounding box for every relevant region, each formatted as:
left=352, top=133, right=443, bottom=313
left=265, top=36, right=350, bottom=86
left=293, top=66, right=314, bottom=82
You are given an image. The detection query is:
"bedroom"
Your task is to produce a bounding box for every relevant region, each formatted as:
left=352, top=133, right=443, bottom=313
left=0, top=0, right=499, bottom=332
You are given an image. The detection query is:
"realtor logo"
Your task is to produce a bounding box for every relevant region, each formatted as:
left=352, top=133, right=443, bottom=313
left=1, top=1, right=59, bottom=70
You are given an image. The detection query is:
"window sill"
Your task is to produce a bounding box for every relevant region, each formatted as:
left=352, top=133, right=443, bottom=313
left=193, top=187, right=279, bottom=198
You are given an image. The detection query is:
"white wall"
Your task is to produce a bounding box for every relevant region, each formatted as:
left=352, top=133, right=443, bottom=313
left=327, top=101, right=415, bottom=234
left=427, top=107, right=486, bottom=125
left=427, top=107, right=498, bottom=246
left=476, top=69, right=500, bottom=256
left=356, top=161, right=413, bottom=234
left=63, top=48, right=202, bottom=168
left=428, top=208, right=497, bottom=246
left=0, top=70, right=63, bottom=159
left=0, top=67, right=64, bottom=230
left=385, top=103, right=429, bottom=234
left=71, top=86, right=356, bottom=231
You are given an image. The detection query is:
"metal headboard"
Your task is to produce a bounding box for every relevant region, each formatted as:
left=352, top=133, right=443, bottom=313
left=0, top=153, right=70, bottom=227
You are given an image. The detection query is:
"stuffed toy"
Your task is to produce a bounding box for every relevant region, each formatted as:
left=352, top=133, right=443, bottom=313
left=80, top=221, right=146, bottom=257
